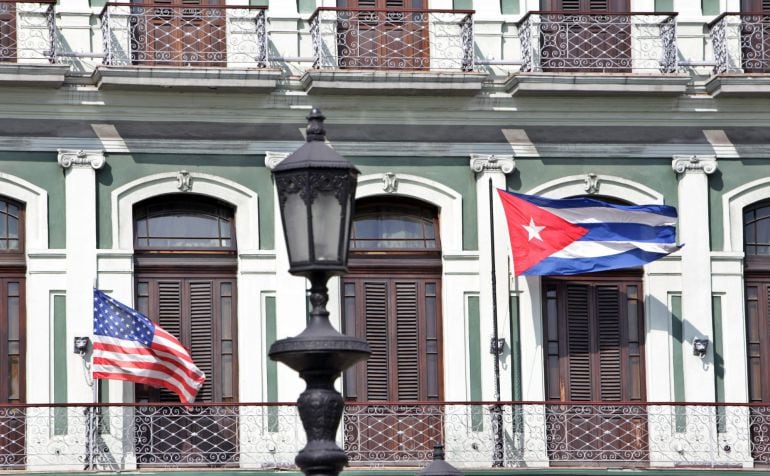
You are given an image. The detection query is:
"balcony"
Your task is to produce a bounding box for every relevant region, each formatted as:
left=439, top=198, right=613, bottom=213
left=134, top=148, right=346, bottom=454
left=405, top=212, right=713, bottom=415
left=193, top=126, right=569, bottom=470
left=3, top=401, right=770, bottom=471
left=301, top=7, right=486, bottom=95
left=508, top=11, right=689, bottom=95
left=0, top=0, right=67, bottom=87
left=95, top=3, right=280, bottom=91
left=707, top=12, right=770, bottom=96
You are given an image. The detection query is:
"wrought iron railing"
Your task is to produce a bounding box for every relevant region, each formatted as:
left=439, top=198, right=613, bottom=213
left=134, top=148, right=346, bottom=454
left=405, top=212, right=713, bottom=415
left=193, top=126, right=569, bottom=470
left=517, top=11, right=678, bottom=73
left=99, top=3, right=267, bottom=67
left=3, top=401, right=770, bottom=470
left=710, top=12, right=770, bottom=74
left=0, top=0, right=56, bottom=63
left=308, top=7, right=474, bottom=71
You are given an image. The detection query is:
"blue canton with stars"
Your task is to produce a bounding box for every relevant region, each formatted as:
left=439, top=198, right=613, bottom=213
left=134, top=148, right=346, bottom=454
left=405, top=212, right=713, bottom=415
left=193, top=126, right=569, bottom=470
left=93, top=289, right=155, bottom=347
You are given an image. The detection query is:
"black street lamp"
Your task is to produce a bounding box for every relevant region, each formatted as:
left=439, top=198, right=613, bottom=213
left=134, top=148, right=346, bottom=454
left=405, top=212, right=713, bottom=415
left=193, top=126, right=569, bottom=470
left=269, top=108, right=370, bottom=476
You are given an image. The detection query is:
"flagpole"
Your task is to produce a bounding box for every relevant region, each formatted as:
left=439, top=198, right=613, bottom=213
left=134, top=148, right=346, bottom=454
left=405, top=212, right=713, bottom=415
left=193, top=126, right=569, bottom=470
left=488, top=178, right=504, bottom=467
left=88, top=279, right=97, bottom=470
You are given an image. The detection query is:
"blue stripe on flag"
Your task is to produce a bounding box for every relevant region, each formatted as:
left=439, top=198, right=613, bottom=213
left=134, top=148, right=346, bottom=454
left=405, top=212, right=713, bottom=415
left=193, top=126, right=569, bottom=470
left=522, top=248, right=671, bottom=276
left=578, top=223, right=677, bottom=243
left=511, top=192, right=678, bottom=218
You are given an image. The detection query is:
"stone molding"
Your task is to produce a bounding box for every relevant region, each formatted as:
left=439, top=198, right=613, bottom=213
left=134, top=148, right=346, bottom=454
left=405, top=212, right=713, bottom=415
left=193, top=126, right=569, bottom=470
left=57, top=149, right=105, bottom=169
left=672, top=155, right=718, bottom=175
left=469, top=154, right=515, bottom=175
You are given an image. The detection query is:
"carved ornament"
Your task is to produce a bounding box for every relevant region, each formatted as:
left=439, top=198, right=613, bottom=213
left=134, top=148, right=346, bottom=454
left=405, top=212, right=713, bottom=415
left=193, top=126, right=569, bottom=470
left=176, top=170, right=192, bottom=192
left=584, top=173, right=599, bottom=195
left=265, top=151, right=289, bottom=170
left=469, top=154, right=515, bottom=175
left=672, top=155, right=718, bottom=175
left=57, top=149, right=105, bottom=170
left=382, top=172, right=397, bottom=193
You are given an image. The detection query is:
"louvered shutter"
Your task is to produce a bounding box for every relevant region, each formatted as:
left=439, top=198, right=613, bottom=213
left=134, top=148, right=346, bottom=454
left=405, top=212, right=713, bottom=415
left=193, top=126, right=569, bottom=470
left=157, top=281, right=184, bottom=402
left=364, top=281, right=389, bottom=400
left=544, top=0, right=627, bottom=10
left=395, top=281, right=419, bottom=400
left=189, top=281, right=214, bottom=402
left=742, top=0, right=770, bottom=12
left=566, top=284, right=592, bottom=401
left=596, top=286, right=622, bottom=401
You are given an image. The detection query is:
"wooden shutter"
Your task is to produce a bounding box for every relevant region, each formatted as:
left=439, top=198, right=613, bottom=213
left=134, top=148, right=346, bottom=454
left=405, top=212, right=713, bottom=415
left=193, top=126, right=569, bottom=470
left=364, top=281, right=389, bottom=400
left=189, top=281, right=214, bottom=402
left=566, top=284, right=592, bottom=401
left=742, top=0, right=770, bottom=12
left=543, top=0, right=628, bottom=10
left=395, top=282, right=419, bottom=400
left=136, top=276, right=237, bottom=403
left=596, top=286, right=622, bottom=401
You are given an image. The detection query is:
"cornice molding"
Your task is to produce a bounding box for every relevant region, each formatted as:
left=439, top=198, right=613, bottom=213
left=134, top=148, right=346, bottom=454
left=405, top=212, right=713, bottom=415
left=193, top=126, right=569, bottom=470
left=57, top=149, right=105, bottom=169
left=469, top=154, right=515, bottom=175
left=672, top=155, right=718, bottom=175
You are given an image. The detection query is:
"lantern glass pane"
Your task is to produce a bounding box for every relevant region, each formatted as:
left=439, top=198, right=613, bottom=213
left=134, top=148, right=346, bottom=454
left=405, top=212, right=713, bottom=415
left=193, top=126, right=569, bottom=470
left=283, top=192, right=309, bottom=263
left=312, top=192, right=342, bottom=262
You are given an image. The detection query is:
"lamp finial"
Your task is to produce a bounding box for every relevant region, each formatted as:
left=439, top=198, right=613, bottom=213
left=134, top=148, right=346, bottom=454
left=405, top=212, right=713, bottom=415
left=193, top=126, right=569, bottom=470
left=306, top=107, right=326, bottom=142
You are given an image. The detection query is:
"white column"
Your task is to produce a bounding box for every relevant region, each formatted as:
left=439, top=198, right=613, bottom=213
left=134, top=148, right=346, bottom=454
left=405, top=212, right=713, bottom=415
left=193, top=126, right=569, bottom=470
left=672, top=155, right=718, bottom=403
left=265, top=152, right=307, bottom=402
left=470, top=154, right=515, bottom=401
left=58, top=149, right=105, bottom=404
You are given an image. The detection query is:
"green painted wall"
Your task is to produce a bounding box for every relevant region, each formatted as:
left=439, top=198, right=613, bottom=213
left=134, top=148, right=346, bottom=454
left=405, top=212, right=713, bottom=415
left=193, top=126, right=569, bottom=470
left=0, top=152, right=65, bottom=248
left=512, top=158, right=678, bottom=210
left=709, top=158, right=770, bottom=251
left=354, top=157, right=478, bottom=251
left=53, top=293, right=67, bottom=435
left=96, top=154, right=274, bottom=250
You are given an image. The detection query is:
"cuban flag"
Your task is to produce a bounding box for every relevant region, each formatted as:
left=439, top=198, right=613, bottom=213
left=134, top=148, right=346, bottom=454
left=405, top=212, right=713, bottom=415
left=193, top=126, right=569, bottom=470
left=497, top=190, right=682, bottom=276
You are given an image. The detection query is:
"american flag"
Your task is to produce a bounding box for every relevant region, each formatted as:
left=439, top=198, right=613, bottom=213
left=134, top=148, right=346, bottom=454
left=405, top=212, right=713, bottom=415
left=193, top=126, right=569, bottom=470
left=92, top=289, right=205, bottom=404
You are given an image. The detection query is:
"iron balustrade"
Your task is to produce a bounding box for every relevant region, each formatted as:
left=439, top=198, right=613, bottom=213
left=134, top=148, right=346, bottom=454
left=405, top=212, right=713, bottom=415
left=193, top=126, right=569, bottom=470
left=0, top=0, right=56, bottom=63
left=99, top=3, right=267, bottom=68
left=516, top=11, right=678, bottom=74
left=308, top=7, right=475, bottom=72
left=2, top=401, right=770, bottom=470
left=710, top=12, right=770, bottom=74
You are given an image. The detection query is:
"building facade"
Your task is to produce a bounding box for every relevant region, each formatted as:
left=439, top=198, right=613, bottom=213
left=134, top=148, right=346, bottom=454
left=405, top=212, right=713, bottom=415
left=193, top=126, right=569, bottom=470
left=1, top=0, right=770, bottom=472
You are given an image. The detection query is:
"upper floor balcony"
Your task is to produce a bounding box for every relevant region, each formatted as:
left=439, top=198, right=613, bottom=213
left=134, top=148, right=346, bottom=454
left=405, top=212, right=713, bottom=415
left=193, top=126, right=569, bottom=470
left=706, top=12, right=770, bottom=95
left=99, top=2, right=268, bottom=68
left=0, top=0, right=55, bottom=64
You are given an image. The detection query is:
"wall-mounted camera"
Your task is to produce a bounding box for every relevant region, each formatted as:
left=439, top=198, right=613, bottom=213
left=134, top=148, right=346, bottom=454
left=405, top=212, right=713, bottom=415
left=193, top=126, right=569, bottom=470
left=693, top=338, right=709, bottom=358
left=74, top=336, right=91, bottom=355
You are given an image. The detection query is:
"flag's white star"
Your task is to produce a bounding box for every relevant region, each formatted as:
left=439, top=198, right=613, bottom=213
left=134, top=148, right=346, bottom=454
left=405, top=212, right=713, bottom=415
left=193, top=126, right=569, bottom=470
left=522, top=217, right=545, bottom=241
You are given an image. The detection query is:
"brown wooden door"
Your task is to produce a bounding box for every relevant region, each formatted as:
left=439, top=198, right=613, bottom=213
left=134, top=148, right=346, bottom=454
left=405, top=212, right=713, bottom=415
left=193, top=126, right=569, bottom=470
left=338, top=0, right=429, bottom=70
left=342, top=275, right=442, bottom=463
left=0, top=275, right=25, bottom=468
left=543, top=275, right=647, bottom=465
left=741, top=0, right=770, bottom=73
left=540, top=0, right=631, bottom=72
left=134, top=275, right=238, bottom=466
left=132, top=0, right=226, bottom=66
left=745, top=277, right=770, bottom=464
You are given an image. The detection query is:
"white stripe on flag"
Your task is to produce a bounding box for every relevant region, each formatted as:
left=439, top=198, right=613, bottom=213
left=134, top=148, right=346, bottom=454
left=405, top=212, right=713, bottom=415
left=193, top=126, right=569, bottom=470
left=550, top=240, right=679, bottom=259
left=544, top=206, right=676, bottom=227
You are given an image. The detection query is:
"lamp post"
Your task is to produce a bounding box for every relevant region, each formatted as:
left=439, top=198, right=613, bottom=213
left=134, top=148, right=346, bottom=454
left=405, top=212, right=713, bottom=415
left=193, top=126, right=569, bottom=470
left=269, top=108, right=370, bottom=476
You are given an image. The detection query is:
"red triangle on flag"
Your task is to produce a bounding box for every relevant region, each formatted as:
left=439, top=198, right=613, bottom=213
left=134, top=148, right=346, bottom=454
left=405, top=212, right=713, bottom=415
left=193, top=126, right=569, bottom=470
left=497, top=190, right=589, bottom=275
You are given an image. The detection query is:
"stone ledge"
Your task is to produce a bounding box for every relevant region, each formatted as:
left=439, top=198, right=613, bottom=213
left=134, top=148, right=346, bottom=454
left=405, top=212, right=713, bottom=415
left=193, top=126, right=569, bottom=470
left=0, top=63, right=70, bottom=88
left=92, top=66, right=282, bottom=91
left=705, top=74, right=770, bottom=96
left=505, top=72, right=691, bottom=96
left=300, top=69, right=487, bottom=95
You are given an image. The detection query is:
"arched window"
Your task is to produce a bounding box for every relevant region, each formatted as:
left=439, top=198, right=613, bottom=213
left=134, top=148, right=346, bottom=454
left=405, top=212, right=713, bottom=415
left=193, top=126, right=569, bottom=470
left=132, top=194, right=238, bottom=466
left=350, top=198, right=439, bottom=251
left=744, top=199, right=770, bottom=258
left=133, top=194, right=235, bottom=251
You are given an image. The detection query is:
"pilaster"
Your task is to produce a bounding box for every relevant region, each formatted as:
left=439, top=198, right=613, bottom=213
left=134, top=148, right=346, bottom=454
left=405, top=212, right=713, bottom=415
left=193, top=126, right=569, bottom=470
left=672, top=154, right=717, bottom=403
left=470, top=154, right=515, bottom=401
left=58, top=149, right=104, bottom=404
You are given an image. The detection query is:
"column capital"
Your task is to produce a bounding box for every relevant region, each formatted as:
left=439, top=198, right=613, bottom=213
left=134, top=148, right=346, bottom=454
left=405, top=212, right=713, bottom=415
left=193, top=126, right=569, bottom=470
left=470, top=154, right=515, bottom=175
left=58, top=149, right=105, bottom=170
left=672, top=155, right=718, bottom=175
left=265, top=151, right=289, bottom=170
